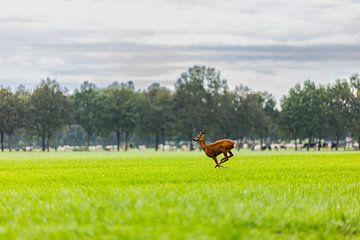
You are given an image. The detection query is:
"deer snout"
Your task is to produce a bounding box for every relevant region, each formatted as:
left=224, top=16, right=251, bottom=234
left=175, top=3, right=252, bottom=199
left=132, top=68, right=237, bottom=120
left=192, top=138, right=197, bottom=141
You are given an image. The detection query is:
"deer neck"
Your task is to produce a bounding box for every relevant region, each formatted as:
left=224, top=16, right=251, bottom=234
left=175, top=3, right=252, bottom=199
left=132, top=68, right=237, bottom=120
left=198, top=139, right=207, bottom=151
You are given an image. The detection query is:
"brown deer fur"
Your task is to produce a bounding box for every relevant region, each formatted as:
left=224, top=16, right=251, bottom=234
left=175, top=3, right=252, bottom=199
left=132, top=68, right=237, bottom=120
left=193, top=130, right=235, bottom=168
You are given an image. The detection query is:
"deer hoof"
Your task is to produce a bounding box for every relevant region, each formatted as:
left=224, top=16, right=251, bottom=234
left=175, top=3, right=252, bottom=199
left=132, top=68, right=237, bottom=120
left=215, top=163, right=224, bottom=168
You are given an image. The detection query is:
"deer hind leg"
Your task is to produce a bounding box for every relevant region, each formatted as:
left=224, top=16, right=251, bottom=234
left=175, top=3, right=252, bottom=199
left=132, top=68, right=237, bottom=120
left=220, top=150, right=234, bottom=165
left=219, top=152, right=229, bottom=164
left=221, top=150, right=234, bottom=162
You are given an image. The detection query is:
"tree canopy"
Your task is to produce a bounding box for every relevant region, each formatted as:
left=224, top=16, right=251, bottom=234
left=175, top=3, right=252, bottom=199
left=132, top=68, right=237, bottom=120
left=0, top=66, right=359, bottom=151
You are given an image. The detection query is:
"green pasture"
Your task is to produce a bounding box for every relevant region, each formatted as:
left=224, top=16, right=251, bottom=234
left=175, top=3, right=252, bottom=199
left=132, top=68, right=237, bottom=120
left=0, top=151, right=359, bottom=239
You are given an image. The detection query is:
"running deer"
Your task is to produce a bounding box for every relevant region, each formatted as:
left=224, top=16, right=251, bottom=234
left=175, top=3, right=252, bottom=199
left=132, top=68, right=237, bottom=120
left=192, top=130, right=235, bottom=168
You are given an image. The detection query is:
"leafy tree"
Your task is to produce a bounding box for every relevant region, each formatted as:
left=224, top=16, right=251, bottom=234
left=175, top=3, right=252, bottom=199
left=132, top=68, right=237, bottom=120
left=328, top=79, right=352, bottom=150
left=261, top=92, right=279, bottom=144
left=232, top=85, right=252, bottom=148
left=299, top=81, right=330, bottom=150
left=211, top=90, right=237, bottom=139
left=245, top=92, right=272, bottom=147
left=0, top=88, right=11, bottom=151
left=0, top=87, right=27, bottom=151
left=101, top=81, right=140, bottom=151
left=139, top=83, right=172, bottom=151
left=280, top=84, right=304, bottom=150
left=29, top=78, right=69, bottom=151
left=202, top=67, right=230, bottom=138
left=350, top=74, right=360, bottom=149
left=72, top=81, right=102, bottom=147
left=61, top=124, right=88, bottom=146
left=0, top=129, right=2, bottom=151
left=282, top=81, right=331, bottom=150
left=173, top=65, right=227, bottom=150
left=313, top=84, right=331, bottom=150
left=174, top=67, right=208, bottom=150
left=301, top=81, right=319, bottom=150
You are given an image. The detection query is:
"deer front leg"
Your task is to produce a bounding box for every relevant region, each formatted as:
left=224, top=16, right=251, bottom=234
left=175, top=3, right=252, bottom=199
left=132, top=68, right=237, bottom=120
left=212, top=157, right=220, bottom=168
left=213, top=157, right=224, bottom=168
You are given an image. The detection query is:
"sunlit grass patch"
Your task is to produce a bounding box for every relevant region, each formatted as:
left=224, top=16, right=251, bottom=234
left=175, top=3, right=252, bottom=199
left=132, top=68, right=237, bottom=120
left=0, top=151, right=359, bottom=239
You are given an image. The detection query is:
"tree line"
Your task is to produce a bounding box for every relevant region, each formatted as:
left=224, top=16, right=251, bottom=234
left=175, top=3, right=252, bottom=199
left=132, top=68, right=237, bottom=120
left=0, top=65, right=359, bottom=151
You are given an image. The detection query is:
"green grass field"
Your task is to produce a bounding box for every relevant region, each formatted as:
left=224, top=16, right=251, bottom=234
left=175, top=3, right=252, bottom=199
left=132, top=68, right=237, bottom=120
left=0, top=151, right=359, bottom=239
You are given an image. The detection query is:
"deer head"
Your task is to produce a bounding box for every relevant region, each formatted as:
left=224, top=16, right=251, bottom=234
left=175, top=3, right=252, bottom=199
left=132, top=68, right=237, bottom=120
left=192, top=130, right=206, bottom=142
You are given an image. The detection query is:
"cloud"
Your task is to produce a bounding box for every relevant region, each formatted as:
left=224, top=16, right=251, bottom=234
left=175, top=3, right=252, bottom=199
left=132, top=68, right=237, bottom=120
left=0, top=0, right=360, bottom=101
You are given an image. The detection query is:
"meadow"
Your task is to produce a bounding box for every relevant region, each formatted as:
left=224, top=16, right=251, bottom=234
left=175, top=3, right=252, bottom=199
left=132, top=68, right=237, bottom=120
left=0, top=150, right=359, bottom=239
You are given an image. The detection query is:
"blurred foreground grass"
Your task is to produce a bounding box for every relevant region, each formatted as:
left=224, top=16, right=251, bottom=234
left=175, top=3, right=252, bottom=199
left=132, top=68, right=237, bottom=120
left=0, top=151, right=359, bottom=239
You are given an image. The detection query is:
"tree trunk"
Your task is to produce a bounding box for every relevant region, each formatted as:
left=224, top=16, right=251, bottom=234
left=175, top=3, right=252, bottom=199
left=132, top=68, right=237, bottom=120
left=295, top=137, right=297, bottom=151
left=125, top=132, right=129, bottom=151
left=189, top=131, right=194, bottom=151
left=307, top=132, right=312, bottom=151
left=0, top=131, right=3, bottom=152
left=260, top=135, right=263, bottom=150
left=358, top=136, right=360, bottom=151
left=86, top=132, right=91, bottom=147
left=237, top=136, right=244, bottom=151
left=54, top=133, right=58, bottom=152
left=116, top=130, right=121, bottom=152
left=155, top=133, right=159, bottom=151
left=161, top=128, right=165, bottom=145
left=42, top=134, right=46, bottom=151
left=47, top=134, right=50, bottom=152
left=318, top=137, right=321, bottom=151
left=336, top=135, right=340, bottom=151
left=8, top=133, right=12, bottom=152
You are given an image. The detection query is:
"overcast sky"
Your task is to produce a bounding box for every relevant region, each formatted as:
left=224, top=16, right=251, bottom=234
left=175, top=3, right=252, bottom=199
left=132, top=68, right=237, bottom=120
left=1, top=0, right=360, bottom=100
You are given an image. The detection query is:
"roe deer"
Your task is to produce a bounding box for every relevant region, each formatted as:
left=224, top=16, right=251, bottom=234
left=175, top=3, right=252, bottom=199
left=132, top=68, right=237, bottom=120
left=193, top=130, right=235, bottom=168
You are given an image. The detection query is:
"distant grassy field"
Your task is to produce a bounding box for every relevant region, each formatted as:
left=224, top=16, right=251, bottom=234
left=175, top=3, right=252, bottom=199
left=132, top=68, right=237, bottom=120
left=0, top=151, right=359, bottom=239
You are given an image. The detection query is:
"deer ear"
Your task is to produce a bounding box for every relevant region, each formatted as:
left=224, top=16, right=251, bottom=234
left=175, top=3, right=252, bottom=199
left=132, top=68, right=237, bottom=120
left=201, top=130, right=205, bottom=134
